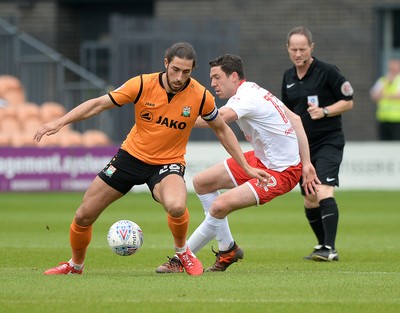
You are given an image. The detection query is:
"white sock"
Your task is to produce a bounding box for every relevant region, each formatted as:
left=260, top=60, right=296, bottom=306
left=175, top=243, right=188, bottom=254
left=68, top=259, right=83, bottom=270
left=188, top=213, right=221, bottom=254
left=196, top=191, right=234, bottom=251
left=215, top=216, right=234, bottom=251
left=197, top=191, right=220, bottom=215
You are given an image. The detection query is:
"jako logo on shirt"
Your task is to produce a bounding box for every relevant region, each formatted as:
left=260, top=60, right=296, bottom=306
left=155, top=116, right=187, bottom=130
left=140, top=110, right=153, bottom=122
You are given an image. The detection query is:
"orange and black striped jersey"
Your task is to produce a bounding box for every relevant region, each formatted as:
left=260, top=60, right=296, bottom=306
left=108, top=72, right=217, bottom=165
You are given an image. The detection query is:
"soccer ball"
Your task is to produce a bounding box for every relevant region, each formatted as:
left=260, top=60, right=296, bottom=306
left=107, top=220, right=144, bottom=256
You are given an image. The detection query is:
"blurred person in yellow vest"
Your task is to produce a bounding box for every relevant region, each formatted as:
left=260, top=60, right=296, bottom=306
left=370, top=58, right=400, bottom=140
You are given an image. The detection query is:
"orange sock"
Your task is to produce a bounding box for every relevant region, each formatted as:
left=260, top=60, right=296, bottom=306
left=167, top=208, right=189, bottom=249
left=70, top=219, right=92, bottom=265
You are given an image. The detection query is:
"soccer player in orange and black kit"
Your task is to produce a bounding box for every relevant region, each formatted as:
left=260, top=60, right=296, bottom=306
left=34, top=42, right=269, bottom=276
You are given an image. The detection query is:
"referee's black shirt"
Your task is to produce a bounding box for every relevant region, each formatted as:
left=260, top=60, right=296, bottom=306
left=281, top=57, right=353, bottom=144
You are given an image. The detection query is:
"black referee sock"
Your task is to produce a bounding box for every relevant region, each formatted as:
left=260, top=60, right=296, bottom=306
left=320, top=197, right=339, bottom=250
left=304, top=206, right=324, bottom=246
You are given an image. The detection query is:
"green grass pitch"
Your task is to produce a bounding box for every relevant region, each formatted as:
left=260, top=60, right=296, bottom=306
left=1, top=190, right=399, bottom=313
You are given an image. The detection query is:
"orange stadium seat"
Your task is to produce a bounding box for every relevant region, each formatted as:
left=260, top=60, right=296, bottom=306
left=40, top=101, right=67, bottom=123
left=0, top=115, right=22, bottom=134
left=59, top=129, right=84, bottom=147
left=82, top=129, right=112, bottom=147
left=0, top=75, right=26, bottom=106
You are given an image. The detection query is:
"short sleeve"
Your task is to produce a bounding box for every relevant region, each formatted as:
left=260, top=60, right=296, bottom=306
left=109, top=76, right=142, bottom=106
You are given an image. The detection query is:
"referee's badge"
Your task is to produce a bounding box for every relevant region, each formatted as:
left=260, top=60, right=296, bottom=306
left=341, top=81, right=354, bottom=97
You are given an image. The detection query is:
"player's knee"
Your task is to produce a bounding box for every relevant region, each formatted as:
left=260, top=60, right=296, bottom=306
left=192, top=174, right=205, bottom=194
left=304, top=193, right=319, bottom=208
left=209, top=199, right=228, bottom=219
left=74, top=213, right=93, bottom=226
left=165, top=202, right=186, bottom=218
left=193, top=172, right=215, bottom=194
left=74, top=205, right=95, bottom=226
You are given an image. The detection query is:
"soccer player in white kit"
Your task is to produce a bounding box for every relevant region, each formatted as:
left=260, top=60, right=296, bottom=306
left=156, top=54, right=319, bottom=273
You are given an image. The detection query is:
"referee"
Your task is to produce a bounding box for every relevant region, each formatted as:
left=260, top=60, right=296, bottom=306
left=281, top=26, right=354, bottom=261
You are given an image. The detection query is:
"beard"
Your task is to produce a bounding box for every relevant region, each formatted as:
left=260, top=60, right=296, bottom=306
left=166, top=70, right=185, bottom=93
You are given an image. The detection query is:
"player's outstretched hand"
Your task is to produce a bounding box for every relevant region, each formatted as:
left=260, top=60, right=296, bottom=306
left=34, top=121, right=63, bottom=142
left=301, top=163, right=321, bottom=196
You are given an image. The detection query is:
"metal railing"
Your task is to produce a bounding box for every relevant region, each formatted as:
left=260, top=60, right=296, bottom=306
left=0, top=17, right=113, bottom=137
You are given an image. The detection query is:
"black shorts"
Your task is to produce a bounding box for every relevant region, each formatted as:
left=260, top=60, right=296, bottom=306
left=98, top=149, right=185, bottom=195
left=300, top=133, right=344, bottom=195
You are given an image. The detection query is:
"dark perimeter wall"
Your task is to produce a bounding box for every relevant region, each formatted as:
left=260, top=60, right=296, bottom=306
left=1, top=0, right=399, bottom=140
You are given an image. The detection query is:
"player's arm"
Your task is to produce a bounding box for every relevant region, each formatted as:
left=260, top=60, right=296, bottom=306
left=283, top=105, right=320, bottom=195
left=194, top=106, right=237, bottom=128
left=34, top=94, right=115, bottom=142
left=206, top=113, right=270, bottom=185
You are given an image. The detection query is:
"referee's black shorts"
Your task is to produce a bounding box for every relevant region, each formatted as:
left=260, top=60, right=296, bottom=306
left=300, top=133, right=344, bottom=195
left=98, top=148, right=185, bottom=195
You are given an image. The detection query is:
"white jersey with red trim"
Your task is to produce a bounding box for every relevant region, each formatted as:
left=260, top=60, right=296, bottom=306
left=225, top=81, right=300, bottom=171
